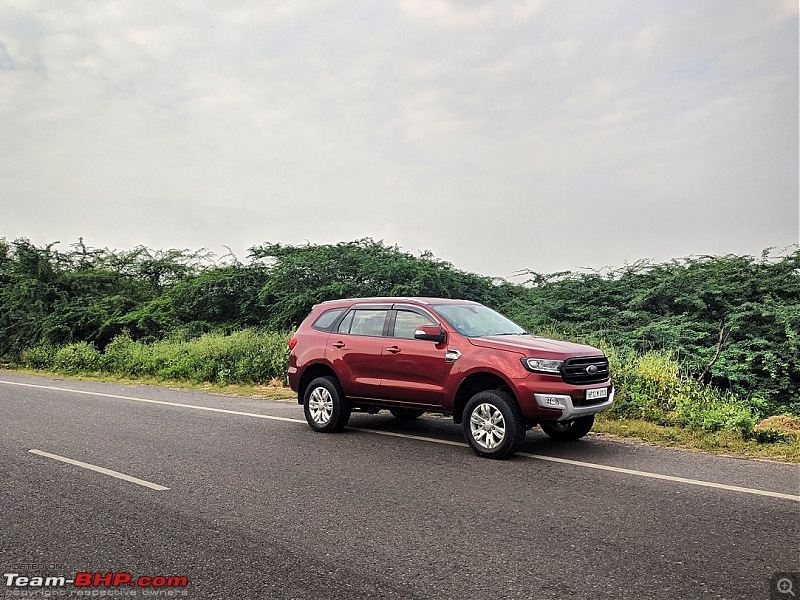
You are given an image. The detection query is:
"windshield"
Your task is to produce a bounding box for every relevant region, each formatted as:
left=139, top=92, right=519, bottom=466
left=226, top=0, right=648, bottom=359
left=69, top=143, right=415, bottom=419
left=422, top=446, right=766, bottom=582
left=432, top=304, right=527, bottom=337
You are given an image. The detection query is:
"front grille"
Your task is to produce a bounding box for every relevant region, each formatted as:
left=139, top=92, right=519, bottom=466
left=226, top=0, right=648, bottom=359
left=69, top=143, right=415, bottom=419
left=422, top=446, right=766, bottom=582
left=560, top=356, right=610, bottom=385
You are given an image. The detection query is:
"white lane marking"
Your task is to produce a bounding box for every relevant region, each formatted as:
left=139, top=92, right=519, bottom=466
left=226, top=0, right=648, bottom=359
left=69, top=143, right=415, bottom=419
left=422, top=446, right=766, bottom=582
left=0, top=379, right=305, bottom=424
left=360, top=428, right=800, bottom=502
left=517, top=453, right=800, bottom=502
left=29, top=449, right=169, bottom=491
left=4, top=379, right=799, bottom=502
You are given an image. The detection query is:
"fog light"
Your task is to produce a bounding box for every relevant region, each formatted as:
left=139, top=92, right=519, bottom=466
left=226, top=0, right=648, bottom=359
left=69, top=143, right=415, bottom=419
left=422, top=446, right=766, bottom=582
left=534, top=393, right=569, bottom=410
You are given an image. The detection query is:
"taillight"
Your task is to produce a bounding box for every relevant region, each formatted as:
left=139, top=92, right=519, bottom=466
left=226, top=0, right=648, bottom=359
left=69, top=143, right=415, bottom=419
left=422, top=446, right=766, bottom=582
left=288, top=337, right=298, bottom=351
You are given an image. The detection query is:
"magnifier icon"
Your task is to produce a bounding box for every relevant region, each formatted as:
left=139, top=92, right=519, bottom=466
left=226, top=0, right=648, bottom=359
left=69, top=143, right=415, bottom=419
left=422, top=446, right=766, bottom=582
left=778, top=578, right=796, bottom=596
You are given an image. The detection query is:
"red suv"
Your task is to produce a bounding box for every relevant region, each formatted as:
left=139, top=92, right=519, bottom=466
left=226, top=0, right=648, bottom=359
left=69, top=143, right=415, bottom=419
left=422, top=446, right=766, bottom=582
left=288, top=297, right=613, bottom=459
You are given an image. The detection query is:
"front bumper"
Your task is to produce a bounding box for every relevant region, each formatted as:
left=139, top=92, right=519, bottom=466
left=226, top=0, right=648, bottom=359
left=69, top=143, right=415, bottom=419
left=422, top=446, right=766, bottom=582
left=534, top=388, right=615, bottom=421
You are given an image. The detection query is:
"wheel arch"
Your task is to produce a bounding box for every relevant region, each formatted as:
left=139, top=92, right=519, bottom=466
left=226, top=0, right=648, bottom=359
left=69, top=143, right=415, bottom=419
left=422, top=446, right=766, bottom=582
left=452, top=371, right=518, bottom=424
left=297, top=362, right=339, bottom=404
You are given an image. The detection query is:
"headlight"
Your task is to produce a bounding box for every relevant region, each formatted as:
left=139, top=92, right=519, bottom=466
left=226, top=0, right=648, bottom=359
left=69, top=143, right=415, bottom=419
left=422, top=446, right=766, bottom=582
left=521, top=357, right=564, bottom=374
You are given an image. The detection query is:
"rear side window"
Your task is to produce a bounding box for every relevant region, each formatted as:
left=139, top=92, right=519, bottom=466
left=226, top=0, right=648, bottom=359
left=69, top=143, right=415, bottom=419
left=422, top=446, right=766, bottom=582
left=337, top=309, right=389, bottom=336
left=311, top=308, right=345, bottom=331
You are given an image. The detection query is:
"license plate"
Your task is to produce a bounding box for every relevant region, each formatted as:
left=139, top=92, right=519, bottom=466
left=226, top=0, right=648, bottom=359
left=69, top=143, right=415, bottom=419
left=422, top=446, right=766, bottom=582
left=586, top=388, right=608, bottom=400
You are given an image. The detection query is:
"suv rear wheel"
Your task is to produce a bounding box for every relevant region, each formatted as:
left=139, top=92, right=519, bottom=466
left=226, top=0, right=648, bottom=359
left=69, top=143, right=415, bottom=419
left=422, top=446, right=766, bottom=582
left=303, top=376, right=351, bottom=433
left=463, top=390, right=525, bottom=459
left=540, top=414, right=595, bottom=441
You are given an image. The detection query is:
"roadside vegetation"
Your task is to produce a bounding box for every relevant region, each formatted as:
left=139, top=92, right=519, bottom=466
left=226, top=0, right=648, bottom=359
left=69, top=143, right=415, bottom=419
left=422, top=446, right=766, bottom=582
left=21, top=329, right=290, bottom=385
left=2, top=237, right=799, bottom=458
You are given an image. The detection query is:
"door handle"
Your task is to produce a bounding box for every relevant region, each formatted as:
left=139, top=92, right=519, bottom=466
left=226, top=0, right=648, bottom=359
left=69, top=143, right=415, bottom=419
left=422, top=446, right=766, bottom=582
left=386, top=346, right=401, bottom=354
left=332, top=341, right=345, bottom=348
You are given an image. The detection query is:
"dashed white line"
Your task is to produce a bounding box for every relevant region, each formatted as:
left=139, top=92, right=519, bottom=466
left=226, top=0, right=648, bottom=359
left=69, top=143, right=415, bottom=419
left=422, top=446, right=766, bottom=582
left=4, top=379, right=799, bottom=502
left=29, top=449, right=169, bottom=491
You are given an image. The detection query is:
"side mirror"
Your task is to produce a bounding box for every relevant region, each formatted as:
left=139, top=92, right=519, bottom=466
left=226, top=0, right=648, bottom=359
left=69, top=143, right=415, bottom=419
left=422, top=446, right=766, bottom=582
left=414, top=325, right=446, bottom=343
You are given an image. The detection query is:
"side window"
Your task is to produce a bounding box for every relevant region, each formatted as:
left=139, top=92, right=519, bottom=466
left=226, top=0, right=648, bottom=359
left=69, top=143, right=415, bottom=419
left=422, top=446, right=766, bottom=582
left=392, top=310, right=437, bottom=340
left=337, top=310, right=355, bottom=334
left=311, top=308, right=345, bottom=331
left=337, top=309, right=389, bottom=337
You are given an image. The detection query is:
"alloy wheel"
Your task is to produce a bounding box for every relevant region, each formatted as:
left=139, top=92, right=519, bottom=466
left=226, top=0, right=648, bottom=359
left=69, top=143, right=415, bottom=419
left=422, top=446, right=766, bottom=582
left=469, top=403, right=507, bottom=449
left=308, top=386, right=333, bottom=425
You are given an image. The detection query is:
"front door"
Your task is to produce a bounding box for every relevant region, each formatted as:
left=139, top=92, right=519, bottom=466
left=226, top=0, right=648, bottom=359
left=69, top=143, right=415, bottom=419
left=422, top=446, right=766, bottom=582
left=379, top=307, right=447, bottom=407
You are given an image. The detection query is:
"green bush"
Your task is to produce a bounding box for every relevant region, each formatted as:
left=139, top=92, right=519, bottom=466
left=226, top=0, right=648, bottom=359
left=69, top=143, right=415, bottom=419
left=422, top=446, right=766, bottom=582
left=609, top=350, right=682, bottom=423
left=607, top=349, right=759, bottom=438
left=727, top=411, right=757, bottom=439
left=98, top=329, right=290, bottom=384
left=53, top=342, right=102, bottom=374
left=19, top=344, right=58, bottom=369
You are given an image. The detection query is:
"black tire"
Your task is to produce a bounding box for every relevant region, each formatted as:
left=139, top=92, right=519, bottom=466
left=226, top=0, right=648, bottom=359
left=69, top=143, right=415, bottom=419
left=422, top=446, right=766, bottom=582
left=540, top=415, right=595, bottom=441
left=303, top=376, right=351, bottom=433
left=389, top=408, right=424, bottom=420
left=462, top=390, right=526, bottom=459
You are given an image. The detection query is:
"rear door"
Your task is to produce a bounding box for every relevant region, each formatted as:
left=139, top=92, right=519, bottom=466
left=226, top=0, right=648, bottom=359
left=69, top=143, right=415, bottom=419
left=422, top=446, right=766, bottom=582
left=378, top=305, right=447, bottom=407
left=326, top=305, right=390, bottom=399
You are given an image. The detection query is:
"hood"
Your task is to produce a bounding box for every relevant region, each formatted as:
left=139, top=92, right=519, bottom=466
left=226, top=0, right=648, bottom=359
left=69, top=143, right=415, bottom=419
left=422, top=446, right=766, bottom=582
left=468, top=334, right=603, bottom=357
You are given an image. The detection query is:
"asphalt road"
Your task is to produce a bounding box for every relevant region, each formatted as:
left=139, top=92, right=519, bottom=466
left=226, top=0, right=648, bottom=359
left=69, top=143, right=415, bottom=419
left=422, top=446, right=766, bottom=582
left=1, top=372, right=798, bottom=600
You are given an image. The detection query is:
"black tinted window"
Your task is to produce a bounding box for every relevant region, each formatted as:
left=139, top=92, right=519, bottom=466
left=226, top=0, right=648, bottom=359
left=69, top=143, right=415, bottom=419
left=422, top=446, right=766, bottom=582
left=311, top=308, right=345, bottom=331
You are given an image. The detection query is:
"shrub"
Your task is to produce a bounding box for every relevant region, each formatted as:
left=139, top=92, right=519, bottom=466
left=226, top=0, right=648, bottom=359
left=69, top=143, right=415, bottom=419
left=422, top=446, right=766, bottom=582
left=102, top=333, right=163, bottom=376
left=607, top=349, right=759, bottom=438
left=19, top=345, right=57, bottom=369
left=726, top=410, right=757, bottom=439
left=609, top=350, right=683, bottom=423
left=92, top=329, right=290, bottom=384
left=53, top=342, right=102, bottom=374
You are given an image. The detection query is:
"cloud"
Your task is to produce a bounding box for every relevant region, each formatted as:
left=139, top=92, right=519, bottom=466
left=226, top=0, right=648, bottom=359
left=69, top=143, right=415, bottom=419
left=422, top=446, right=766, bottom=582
left=0, top=42, right=16, bottom=69
left=0, top=0, right=796, bottom=277
left=398, top=0, right=499, bottom=28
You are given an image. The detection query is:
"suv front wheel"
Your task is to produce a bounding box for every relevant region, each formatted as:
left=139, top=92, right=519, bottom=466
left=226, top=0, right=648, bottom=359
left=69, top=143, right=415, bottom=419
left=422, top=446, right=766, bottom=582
left=463, top=390, right=526, bottom=459
left=303, top=376, right=352, bottom=433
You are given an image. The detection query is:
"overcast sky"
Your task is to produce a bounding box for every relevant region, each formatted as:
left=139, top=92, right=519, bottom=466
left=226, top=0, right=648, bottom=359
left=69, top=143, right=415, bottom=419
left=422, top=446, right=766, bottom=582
left=1, top=0, right=797, bottom=278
